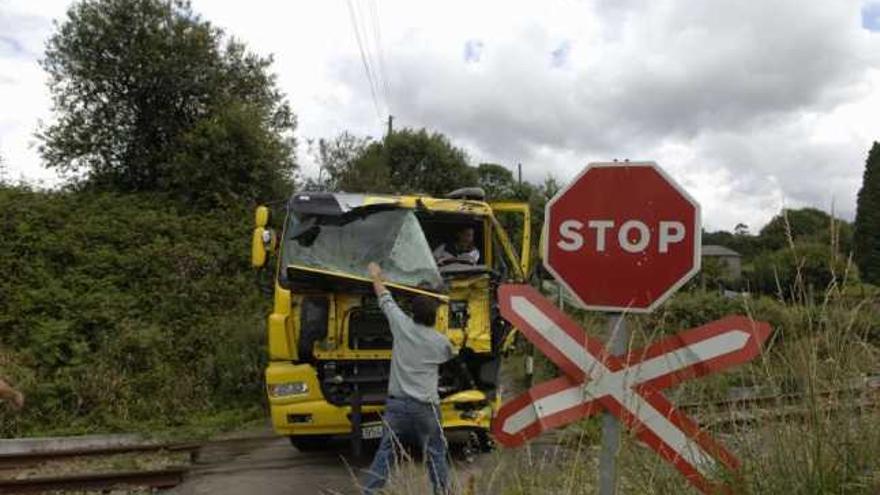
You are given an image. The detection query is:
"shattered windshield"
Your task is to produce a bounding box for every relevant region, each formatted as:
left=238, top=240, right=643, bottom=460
left=282, top=209, right=444, bottom=291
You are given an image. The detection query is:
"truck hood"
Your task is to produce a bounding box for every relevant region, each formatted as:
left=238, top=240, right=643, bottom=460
left=289, top=192, right=399, bottom=216
left=286, top=264, right=449, bottom=301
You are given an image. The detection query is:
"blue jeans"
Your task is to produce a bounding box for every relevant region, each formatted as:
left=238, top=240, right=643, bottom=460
left=362, top=396, right=449, bottom=494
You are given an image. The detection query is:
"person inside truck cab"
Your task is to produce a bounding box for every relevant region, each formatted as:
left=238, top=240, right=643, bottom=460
left=432, top=226, right=480, bottom=266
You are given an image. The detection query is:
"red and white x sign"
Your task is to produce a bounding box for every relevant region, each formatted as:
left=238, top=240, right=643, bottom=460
left=492, top=285, right=772, bottom=494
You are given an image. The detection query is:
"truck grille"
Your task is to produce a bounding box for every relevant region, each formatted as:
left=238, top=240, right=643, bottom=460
left=348, top=308, right=392, bottom=350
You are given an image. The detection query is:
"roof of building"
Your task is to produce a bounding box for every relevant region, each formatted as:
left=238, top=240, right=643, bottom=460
left=702, top=244, right=742, bottom=257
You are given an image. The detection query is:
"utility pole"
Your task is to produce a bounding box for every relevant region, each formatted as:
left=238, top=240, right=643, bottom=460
left=384, top=115, right=394, bottom=175
left=517, top=162, right=523, bottom=185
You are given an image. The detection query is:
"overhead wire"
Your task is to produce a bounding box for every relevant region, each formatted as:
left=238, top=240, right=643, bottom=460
left=355, top=0, right=383, bottom=105
left=368, top=0, right=392, bottom=116
left=346, top=0, right=384, bottom=124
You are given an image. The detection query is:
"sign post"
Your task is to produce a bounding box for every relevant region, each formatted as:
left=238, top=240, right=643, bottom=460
left=544, top=161, right=703, bottom=493
left=492, top=285, right=772, bottom=494
left=491, top=161, right=771, bottom=493
left=598, top=314, right=626, bottom=495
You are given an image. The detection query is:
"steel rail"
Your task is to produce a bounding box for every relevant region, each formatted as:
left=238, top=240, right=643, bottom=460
left=0, top=442, right=201, bottom=470
left=0, top=467, right=188, bottom=493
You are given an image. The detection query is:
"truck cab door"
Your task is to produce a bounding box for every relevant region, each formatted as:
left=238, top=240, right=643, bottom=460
left=488, top=202, right=531, bottom=279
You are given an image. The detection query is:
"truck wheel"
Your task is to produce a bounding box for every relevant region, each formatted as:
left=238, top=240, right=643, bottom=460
left=477, top=430, right=495, bottom=452
left=289, top=435, right=331, bottom=452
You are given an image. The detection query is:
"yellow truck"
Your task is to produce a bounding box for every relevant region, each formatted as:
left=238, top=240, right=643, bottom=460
left=251, top=188, right=530, bottom=453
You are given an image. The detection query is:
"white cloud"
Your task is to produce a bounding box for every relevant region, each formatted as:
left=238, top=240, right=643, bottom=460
left=0, top=0, right=66, bottom=186
left=1, top=0, right=879, bottom=231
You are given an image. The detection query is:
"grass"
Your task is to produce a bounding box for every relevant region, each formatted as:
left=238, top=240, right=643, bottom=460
left=613, top=289, right=880, bottom=494
left=1, top=404, right=266, bottom=443
left=374, top=276, right=879, bottom=493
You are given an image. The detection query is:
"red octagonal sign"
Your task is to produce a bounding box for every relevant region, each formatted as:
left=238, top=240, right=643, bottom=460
left=543, top=162, right=701, bottom=313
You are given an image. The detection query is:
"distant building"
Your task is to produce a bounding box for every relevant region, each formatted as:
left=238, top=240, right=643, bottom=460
left=702, top=245, right=742, bottom=280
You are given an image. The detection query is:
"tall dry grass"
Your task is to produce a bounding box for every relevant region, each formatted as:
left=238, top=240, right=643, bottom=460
left=373, top=211, right=879, bottom=494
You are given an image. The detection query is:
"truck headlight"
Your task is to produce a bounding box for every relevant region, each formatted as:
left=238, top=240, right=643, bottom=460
left=268, top=382, right=309, bottom=398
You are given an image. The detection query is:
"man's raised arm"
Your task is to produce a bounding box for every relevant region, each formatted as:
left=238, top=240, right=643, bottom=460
left=368, top=262, right=390, bottom=297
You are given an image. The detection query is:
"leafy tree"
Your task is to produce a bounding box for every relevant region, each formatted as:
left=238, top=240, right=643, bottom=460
left=39, top=0, right=296, bottom=206
left=854, top=142, right=880, bottom=284
left=327, top=128, right=478, bottom=196
left=170, top=102, right=293, bottom=205
left=759, top=207, right=852, bottom=254
left=477, top=163, right=517, bottom=199
left=540, top=176, right=561, bottom=201
left=0, top=152, right=6, bottom=186
left=305, top=132, right=372, bottom=191
left=702, top=229, right=760, bottom=260
left=749, top=243, right=855, bottom=301
left=515, top=175, right=562, bottom=272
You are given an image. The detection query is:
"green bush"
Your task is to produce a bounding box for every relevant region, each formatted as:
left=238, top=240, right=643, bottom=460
left=749, top=242, right=856, bottom=301
left=477, top=289, right=880, bottom=495
left=0, top=186, right=267, bottom=436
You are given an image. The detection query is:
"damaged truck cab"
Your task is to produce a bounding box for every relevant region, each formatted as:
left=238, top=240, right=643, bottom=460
left=252, top=189, right=530, bottom=451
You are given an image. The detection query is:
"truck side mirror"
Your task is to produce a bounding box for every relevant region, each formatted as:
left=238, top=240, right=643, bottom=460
left=251, top=206, right=275, bottom=268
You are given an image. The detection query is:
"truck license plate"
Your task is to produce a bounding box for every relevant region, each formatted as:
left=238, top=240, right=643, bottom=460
left=361, top=424, right=383, bottom=440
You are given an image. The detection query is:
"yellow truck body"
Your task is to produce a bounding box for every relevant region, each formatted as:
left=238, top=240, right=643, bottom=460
left=253, top=190, right=530, bottom=450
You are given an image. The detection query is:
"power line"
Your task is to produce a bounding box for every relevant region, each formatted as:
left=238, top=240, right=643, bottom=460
left=368, top=0, right=391, bottom=114
left=355, top=0, right=382, bottom=104
left=346, top=0, right=383, bottom=124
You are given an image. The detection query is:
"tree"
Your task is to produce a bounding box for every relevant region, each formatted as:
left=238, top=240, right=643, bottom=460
left=322, top=128, right=478, bottom=196
left=734, top=223, right=750, bottom=236
left=759, top=207, right=852, bottom=254
left=305, top=132, right=372, bottom=191
left=477, top=163, right=517, bottom=199
left=750, top=243, right=854, bottom=301
left=854, top=142, right=880, bottom=284
left=702, top=229, right=760, bottom=261
left=39, top=0, right=296, bottom=206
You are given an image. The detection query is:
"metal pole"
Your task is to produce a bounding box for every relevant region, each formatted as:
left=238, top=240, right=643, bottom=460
left=525, top=348, right=534, bottom=387
left=599, top=314, right=627, bottom=495
left=558, top=281, right=565, bottom=311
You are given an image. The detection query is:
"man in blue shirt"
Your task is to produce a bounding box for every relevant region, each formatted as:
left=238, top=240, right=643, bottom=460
left=362, top=262, right=455, bottom=494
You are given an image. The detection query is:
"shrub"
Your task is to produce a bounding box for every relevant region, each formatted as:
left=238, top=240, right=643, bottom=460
left=0, top=186, right=267, bottom=436
left=749, top=242, right=856, bottom=301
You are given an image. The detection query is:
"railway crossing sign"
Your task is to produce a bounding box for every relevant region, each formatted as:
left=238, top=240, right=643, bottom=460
left=492, top=285, right=772, bottom=494
left=543, top=161, right=701, bottom=313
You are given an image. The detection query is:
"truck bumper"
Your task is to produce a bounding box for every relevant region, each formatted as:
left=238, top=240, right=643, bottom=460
left=266, top=362, right=495, bottom=438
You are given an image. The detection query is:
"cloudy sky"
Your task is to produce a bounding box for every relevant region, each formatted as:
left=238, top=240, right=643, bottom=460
left=2, top=0, right=880, bottom=231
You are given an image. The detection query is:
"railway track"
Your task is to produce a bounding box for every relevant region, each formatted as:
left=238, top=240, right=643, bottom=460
left=0, top=441, right=202, bottom=470
left=0, top=467, right=188, bottom=494
left=0, top=379, right=876, bottom=493
left=0, top=440, right=206, bottom=493
left=679, top=374, right=880, bottom=429
left=0, top=433, right=284, bottom=493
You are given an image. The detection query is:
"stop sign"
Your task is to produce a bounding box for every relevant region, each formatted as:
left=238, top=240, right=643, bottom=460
left=543, top=162, right=701, bottom=313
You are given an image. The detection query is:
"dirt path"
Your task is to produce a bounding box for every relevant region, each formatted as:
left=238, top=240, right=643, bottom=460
left=171, top=433, right=364, bottom=495
left=170, top=429, right=498, bottom=495
left=172, top=366, right=533, bottom=494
